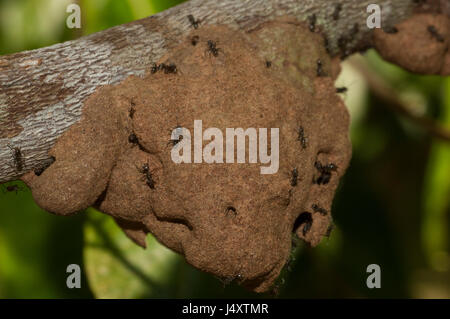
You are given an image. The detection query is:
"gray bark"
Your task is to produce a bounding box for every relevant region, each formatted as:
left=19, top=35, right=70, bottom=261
left=0, top=0, right=432, bottom=182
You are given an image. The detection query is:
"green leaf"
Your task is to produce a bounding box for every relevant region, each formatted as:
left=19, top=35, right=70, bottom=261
left=0, top=181, right=88, bottom=298
left=421, top=77, right=450, bottom=272
left=83, top=208, right=181, bottom=298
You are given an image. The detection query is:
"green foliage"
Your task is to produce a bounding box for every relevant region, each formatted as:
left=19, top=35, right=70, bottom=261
left=0, top=182, right=91, bottom=298
left=79, top=0, right=186, bottom=35
left=84, top=208, right=179, bottom=298
left=421, top=78, right=450, bottom=272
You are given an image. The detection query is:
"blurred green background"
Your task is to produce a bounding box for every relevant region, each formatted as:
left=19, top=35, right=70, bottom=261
left=0, top=0, right=449, bottom=298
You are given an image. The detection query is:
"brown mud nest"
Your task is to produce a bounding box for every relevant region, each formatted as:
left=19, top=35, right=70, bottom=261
left=22, top=21, right=352, bottom=292
left=373, top=13, right=449, bottom=75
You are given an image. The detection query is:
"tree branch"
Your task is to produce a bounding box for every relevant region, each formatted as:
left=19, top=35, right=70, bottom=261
left=0, top=0, right=432, bottom=182
left=350, top=58, right=450, bottom=141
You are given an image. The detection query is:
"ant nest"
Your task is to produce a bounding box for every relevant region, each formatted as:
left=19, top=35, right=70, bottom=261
left=374, top=13, right=449, bottom=75
left=22, top=20, right=351, bottom=292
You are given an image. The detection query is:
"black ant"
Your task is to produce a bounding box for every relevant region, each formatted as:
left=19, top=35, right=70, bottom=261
left=294, top=212, right=313, bottom=237
left=383, top=26, right=398, bottom=34
left=34, top=156, right=55, bottom=176
left=206, top=40, right=221, bottom=57
left=150, top=62, right=177, bottom=74
left=191, top=35, right=199, bottom=46
left=2, top=184, right=23, bottom=194
left=290, top=168, right=298, bottom=187
left=316, top=59, right=326, bottom=77
left=308, top=14, right=316, bottom=32
left=7, top=144, right=23, bottom=172
left=315, top=161, right=337, bottom=171
left=168, top=125, right=184, bottom=146
left=332, top=3, right=342, bottom=20
left=128, top=132, right=150, bottom=153
left=314, top=161, right=337, bottom=185
left=297, top=126, right=307, bottom=149
left=265, top=60, right=272, bottom=68
left=162, top=63, right=177, bottom=74
left=302, top=220, right=312, bottom=236
left=187, top=14, right=200, bottom=29
left=128, top=133, right=139, bottom=144
left=150, top=62, right=160, bottom=74
left=336, top=87, right=348, bottom=94
left=312, top=204, right=328, bottom=216
left=427, top=25, right=444, bottom=43
left=221, top=273, right=243, bottom=287
left=138, top=162, right=155, bottom=189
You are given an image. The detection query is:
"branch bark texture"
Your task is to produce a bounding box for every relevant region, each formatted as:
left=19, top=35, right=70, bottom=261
left=0, top=0, right=433, bottom=182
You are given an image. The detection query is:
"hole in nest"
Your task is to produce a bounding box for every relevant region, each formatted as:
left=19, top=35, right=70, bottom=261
left=34, top=156, right=55, bottom=176
left=293, top=212, right=312, bottom=236
left=226, top=206, right=237, bottom=216
left=128, top=133, right=139, bottom=144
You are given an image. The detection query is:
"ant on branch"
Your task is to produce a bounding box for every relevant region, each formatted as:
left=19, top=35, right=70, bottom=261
left=187, top=14, right=201, bottom=29
left=1, top=184, right=24, bottom=194
left=7, top=144, right=23, bottom=172
left=308, top=14, right=316, bottom=32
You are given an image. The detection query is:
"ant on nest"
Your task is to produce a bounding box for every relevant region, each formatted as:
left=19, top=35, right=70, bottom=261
left=137, top=162, right=155, bottom=190
left=314, top=161, right=338, bottom=185
left=205, top=40, right=222, bottom=57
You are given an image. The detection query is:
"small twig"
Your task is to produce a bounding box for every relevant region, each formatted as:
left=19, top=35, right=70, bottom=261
left=350, top=58, right=450, bottom=142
